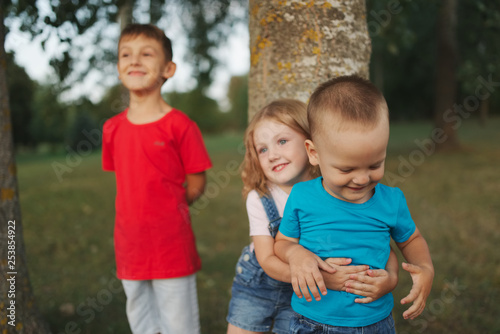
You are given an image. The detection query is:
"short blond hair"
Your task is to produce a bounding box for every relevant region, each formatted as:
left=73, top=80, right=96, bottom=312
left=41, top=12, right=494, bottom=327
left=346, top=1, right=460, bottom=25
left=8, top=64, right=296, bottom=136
left=241, top=99, right=319, bottom=198
left=308, top=75, right=389, bottom=139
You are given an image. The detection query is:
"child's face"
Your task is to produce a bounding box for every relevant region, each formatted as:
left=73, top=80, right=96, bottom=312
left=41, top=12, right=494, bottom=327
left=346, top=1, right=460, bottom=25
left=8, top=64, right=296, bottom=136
left=117, top=35, right=175, bottom=94
left=253, top=119, right=311, bottom=194
left=306, top=119, right=389, bottom=204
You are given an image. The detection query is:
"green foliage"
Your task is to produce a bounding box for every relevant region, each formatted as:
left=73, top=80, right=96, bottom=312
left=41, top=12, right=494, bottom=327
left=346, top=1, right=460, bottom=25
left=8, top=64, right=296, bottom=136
left=367, top=1, right=439, bottom=120
left=4, top=0, right=247, bottom=97
left=226, top=74, right=248, bottom=131
left=29, top=85, right=67, bottom=147
left=457, top=0, right=500, bottom=109
left=6, top=52, right=35, bottom=147
left=94, top=84, right=129, bottom=120
left=178, top=0, right=247, bottom=92
left=367, top=0, right=500, bottom=120
left=67, top=99, right=100, bottom=151
left=165, top=88, right=226, bottom=133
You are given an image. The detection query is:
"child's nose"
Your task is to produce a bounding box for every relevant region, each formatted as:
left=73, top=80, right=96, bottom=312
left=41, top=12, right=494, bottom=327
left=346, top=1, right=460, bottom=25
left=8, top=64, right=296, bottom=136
left=131, top=54, right=140, bottom=64
left=353, top=172, right=369, bottom=185
left=268, top=148, right=279, bottom=161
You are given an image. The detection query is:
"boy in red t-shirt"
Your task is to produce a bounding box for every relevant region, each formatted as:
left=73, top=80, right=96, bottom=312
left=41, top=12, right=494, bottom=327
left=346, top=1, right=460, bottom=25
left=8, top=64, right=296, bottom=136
left=102, top=23, right=212, bottom=334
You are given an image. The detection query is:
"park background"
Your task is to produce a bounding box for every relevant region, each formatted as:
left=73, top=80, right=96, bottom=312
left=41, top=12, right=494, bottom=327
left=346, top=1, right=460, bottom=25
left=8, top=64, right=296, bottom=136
left=1, top=0, right=500, bottom=333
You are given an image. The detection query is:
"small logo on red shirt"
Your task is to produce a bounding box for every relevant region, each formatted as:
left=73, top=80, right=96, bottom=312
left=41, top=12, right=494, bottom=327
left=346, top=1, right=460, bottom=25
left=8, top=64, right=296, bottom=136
left=154, top=141, right=165, bottom=146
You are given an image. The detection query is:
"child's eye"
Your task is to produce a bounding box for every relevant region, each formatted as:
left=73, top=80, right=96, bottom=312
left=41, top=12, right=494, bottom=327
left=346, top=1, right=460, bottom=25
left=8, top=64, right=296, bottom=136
left=339, top=168, right=353, bottom=173
left=258, top=147, right=268, bottom=154
left=120, top=53, right=129, bottom=58
left=278, top=139, right=287, bottom=145
left=370, top=164, right=382, bottom=170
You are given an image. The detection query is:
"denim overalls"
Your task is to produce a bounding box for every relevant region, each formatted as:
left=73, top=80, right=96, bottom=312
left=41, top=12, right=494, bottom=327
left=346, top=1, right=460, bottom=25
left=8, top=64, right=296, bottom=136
left=226, top=195, right=294, bottom=334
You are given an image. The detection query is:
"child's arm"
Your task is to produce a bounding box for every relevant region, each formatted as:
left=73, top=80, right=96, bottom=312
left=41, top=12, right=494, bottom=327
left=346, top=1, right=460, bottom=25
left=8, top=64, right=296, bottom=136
left=185, top=172, right=206, bottom=205
left=396, top=227, right=434, bottom=320
left=342, top=246, right=399, bottom=303
left=274, top=231, right=335, bottom=302
left=253, top=235, right=305, bottom=282
left=255, top=236, right=367, bottom=286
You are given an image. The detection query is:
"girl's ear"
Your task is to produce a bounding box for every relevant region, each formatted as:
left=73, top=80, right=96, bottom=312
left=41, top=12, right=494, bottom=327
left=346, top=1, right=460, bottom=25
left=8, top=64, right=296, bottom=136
left=162, top=61, right=177, bottom=80
left=305, top=139, right=319, bottom=166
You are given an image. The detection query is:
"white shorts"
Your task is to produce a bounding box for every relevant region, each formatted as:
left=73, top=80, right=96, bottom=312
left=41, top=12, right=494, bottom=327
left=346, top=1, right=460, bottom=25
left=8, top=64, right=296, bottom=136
left=122, top=275, right=200, bottom=334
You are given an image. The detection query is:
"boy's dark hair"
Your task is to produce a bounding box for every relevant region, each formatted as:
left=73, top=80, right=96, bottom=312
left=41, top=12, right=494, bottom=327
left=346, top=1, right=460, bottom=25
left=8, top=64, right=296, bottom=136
left=119, top=23, right=173, bottom=62
left=307, top=75, right=388, bottom=138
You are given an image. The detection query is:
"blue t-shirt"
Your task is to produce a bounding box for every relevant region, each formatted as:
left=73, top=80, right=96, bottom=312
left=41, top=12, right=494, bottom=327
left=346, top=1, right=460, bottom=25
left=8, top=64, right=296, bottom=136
left=279, top=177, right=416, bottom=327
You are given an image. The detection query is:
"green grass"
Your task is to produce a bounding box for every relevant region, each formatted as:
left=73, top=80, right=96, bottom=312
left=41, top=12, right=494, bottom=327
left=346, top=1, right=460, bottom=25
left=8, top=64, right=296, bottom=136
left=17, top=118, right=500, bottom=333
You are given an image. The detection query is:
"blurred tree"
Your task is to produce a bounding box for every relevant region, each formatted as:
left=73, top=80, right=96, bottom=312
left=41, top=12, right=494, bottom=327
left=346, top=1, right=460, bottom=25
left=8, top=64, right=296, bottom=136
left=226, top=74, right=249, bottom=131
left=95, top=84, right=129, bottom=121
left=434, top=0, right=460, bottom=151
left=29, top=85, right=67, bottom=149
left=367, top=1, right=438, bottom=120
left=457, top=0, right=500, bottom=126
left=165, top=88, right=223, bottom=133
left=66, top=98, right=99, bottom=151
left=248, top=0, right=371, bottom=118
left=6, top=53, right=35, bottom=148
left=0, top=3, right=52, bottom=333
left=179, top=0, right=246, bottom=93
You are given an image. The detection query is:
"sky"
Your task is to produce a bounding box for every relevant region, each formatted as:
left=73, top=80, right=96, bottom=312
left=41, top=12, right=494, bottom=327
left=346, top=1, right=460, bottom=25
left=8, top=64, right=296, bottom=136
left=4, top=7, right=250, bottom=106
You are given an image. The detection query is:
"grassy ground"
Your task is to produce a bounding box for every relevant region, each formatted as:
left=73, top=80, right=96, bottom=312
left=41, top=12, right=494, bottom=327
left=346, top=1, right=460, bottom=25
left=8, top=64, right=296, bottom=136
left=16, top=118, right=500, bottom=333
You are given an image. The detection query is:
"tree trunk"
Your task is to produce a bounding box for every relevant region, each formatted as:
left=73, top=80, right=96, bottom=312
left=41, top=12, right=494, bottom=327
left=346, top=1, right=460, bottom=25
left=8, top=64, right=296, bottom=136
left=248, top=0, right=371, bottom=119
left=119, top=0, right=134, bottom=31
left=433, top=0, right=460, bottom=151
left=0, top=8, right=52, bottom=334
left=479, top=99, right=489, bottom=127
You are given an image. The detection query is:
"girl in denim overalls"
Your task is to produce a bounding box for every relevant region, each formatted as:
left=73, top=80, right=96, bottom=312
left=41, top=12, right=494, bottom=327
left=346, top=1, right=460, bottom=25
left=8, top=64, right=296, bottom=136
left=226, top=99, right=400, bottom=334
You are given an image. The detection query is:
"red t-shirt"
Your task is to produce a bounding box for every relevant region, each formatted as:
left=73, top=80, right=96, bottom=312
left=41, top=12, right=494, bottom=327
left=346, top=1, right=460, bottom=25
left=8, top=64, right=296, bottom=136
left=102, top=109, right=212, bottom=279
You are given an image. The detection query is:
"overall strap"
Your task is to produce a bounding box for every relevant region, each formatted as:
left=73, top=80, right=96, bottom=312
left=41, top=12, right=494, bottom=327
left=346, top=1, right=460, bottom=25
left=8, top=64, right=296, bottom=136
left=260, top=195, right=282, bottom=238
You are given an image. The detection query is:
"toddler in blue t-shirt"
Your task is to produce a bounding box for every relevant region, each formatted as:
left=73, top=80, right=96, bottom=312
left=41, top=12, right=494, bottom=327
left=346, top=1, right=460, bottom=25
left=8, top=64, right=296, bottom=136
left=275, top=75, right=434, bottom=333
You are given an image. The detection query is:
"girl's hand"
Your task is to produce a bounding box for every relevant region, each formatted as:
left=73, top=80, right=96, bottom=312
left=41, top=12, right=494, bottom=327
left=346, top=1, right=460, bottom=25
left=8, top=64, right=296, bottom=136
left=287, top=247, right=336, bottom=302
left=322, top=258, right=369, bottom=291
left=346, top=268, right=398, bottom=303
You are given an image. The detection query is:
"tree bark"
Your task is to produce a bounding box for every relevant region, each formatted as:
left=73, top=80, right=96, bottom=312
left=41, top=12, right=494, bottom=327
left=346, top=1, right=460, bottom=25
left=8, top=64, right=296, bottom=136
left=433, top=0, right=460, bottom=150
left=248, top=0, right=371, bottom=119
left=0, top=6, right=52, bottom=334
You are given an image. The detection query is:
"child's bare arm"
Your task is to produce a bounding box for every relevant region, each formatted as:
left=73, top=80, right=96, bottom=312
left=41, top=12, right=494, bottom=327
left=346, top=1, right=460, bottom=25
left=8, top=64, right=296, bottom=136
left=253, top=235, right=293, bottom=283
left=396, top=227, right=434, bottom=320
left=185, top=172, right=206, bottom=205
left=274, top=231, right=335, bottom=302
left=343, top=246, right=399, bottom=303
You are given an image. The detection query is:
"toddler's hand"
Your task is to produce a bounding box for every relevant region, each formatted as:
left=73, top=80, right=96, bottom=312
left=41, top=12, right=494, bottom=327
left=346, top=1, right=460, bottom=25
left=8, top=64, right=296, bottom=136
left=346, top=268, right=397, bottom=303
left=400, top=262, right=434, bottom=320
left=322, top=258, right=368, bottom=292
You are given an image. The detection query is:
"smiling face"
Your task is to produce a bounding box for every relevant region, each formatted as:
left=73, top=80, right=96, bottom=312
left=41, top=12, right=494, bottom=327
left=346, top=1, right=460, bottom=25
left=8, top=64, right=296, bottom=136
left=117, top=35, right=176, bottom=95
left=253, top=119, right=311, bottom=193
left=306, top=118, right=389, bottom=204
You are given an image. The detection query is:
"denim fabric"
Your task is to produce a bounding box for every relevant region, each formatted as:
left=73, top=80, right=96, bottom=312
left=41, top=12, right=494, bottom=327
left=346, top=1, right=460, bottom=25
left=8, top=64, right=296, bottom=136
left=290, top=313, right=395, bottom=334
left=260, top=195, right=282, bottom=237
left=227, top=246, right=294, bottom=334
